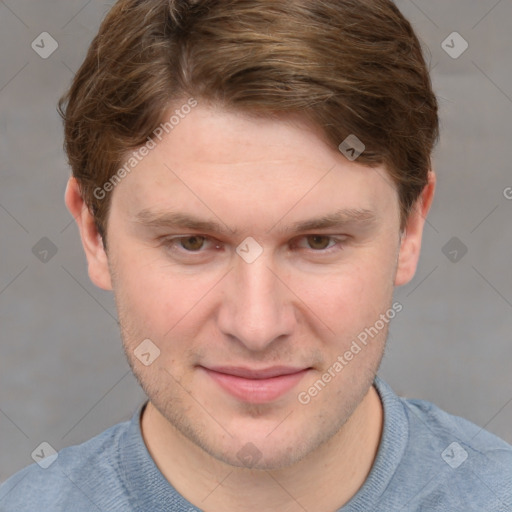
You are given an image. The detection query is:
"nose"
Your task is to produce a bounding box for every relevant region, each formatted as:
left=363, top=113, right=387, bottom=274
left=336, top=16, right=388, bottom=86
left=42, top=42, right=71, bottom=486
left=217, top=249, right=296, bottom=352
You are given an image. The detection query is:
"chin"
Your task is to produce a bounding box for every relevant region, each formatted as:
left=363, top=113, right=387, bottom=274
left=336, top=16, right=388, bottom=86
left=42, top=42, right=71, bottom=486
left=210, top=437, right=313, bottom=471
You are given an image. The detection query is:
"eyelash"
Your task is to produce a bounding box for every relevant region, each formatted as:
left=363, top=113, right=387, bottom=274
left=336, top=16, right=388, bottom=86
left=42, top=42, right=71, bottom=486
left=161, top=235, right=347, bottom=257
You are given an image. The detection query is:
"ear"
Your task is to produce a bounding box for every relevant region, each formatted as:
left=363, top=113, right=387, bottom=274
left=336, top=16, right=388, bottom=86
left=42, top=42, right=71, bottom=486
left=64, top=177, right=113, bottom=291
left=394, top=171, right=436, bottom=287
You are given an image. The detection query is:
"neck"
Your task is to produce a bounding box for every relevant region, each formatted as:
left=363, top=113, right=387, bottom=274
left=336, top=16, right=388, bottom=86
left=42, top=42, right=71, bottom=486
left=140, top=385, right=383, bottom=512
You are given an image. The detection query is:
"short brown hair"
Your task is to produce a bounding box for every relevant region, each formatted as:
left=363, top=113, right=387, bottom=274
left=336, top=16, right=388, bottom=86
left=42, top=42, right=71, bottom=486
left=58, top=0, right=439, bottom=243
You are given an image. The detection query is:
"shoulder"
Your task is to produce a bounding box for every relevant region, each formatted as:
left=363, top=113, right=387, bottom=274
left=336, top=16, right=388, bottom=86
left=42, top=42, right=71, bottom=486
left=0, top=418, right=132, bottom=512
left=397, top=392, right=512, bottom=510
left=404, top=394, right=512, bottom=463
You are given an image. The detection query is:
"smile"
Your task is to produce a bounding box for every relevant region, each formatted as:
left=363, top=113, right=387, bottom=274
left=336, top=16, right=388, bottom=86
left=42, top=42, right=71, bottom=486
left=200, top=366, right=311, bottom=404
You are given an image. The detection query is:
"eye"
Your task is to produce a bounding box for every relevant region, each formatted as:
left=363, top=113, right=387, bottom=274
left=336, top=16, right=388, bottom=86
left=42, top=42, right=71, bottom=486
left=178, top=235, right=207, bottom=251
left=160, top=234, right=345, bottom=260
left=295, top=235, right=340, bottom=251
left=162, top=235, right=215, bottom=253
left=304, top=235, right=335, bottom=250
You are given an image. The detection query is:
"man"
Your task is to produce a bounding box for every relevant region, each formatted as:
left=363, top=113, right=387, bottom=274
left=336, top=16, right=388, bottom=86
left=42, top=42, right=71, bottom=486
left=1, top=0, right=511, bottom=510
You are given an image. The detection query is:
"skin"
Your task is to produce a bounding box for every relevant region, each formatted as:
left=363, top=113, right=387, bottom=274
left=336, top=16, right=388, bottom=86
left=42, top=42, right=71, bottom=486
left=65, top=101, right=435, bottom=512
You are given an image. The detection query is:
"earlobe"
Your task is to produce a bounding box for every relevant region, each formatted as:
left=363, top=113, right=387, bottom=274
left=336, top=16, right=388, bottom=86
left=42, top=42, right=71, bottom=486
left=64, top=177, right=113, bottom=291
left=394, top=171, right=436, bottom=287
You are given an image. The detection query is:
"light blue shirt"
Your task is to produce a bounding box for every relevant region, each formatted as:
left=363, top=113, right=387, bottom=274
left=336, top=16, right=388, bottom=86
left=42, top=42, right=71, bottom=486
left=1, top=377, right=511, bottom=511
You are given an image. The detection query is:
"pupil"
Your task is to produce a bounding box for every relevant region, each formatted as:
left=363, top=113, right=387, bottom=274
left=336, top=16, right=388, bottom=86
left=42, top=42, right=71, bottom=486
left=309, top=235, right=329, bottom=250
left=183, top=236, right=203, bottom=251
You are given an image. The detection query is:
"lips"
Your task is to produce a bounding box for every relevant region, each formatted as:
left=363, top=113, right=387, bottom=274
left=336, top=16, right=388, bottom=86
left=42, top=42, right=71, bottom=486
left=206, top=366, right=307, bottom=379
left=200, top=365, right=311, bottom=403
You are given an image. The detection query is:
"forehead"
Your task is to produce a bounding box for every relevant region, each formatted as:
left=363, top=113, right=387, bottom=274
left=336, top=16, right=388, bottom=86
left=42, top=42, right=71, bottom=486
left=111, top=104, right=399, bottom=230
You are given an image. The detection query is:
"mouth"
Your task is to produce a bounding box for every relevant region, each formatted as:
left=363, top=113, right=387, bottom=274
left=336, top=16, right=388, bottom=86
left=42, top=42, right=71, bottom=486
left=199, top=365, right=312, bottom=404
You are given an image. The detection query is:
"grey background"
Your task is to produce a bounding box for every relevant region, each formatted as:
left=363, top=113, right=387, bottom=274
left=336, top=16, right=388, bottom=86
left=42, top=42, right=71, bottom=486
left=0, top=0, right=511, bottom=482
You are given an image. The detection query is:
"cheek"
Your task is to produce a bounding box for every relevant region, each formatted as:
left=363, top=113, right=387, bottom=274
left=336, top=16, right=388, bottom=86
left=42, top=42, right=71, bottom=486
left=112, top=230, right=398, bottom=347
left=110, top=246, right=184, bottom=336
left=112, top=245, right=223, bottom=352
left=296, top=247, right=396, bottom=327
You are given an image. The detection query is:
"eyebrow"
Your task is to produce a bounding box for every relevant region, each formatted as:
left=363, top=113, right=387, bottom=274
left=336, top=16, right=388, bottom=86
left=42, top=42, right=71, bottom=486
left=132, top=208, right=377, bottom=236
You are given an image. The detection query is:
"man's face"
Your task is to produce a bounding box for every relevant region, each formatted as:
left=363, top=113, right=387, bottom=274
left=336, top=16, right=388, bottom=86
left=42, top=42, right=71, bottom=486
left=105, top=103, right=402, bottom=469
